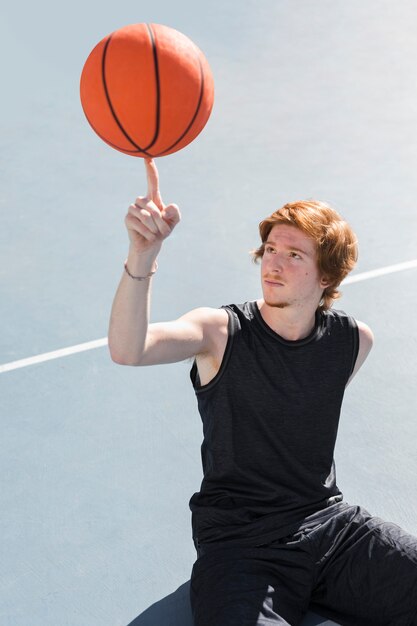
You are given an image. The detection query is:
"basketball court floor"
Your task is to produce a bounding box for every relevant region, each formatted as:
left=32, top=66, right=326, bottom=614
left=1, top=1, right=417, bottom=624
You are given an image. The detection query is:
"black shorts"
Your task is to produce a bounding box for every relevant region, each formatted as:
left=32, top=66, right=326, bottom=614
left=190, top=502, right=417, bottom=626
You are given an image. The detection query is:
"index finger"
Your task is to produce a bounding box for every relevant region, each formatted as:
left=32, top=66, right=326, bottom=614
left=145, top=158, right=164, bottom=209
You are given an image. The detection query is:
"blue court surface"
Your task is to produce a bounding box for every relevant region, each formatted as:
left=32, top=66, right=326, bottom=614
left=1, top=1, right=417, bottom=625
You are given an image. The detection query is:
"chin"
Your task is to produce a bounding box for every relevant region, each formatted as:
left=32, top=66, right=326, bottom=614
left=264, top=299, right=290, bottom=309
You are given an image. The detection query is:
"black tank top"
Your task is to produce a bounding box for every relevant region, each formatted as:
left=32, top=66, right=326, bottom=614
left=189, top=301, right=359, bottom=547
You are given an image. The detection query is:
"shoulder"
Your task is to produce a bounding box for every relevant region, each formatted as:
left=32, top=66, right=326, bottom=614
left=324, top=310, right=374, bottom=384
left=346, top=318, right=374, bottom=384
left=181, top=306, right=229, bottom=326
left=324, top=309, right=373, bottom=346
left=180, top=306, right=229, bottom=343
left=181, top=302, right=252, bottom=347
left=184, top=307, right=230, bottom=370
left=356, top=319, right=374, bottom=352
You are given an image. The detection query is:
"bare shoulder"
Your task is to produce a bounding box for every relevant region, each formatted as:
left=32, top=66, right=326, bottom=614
left=189, top=307, right=229, bottom=386
left=356, top=320, right=374, bottom=353
left=180, top=306, right=229, bottom=349
left=347, top=319, right=374, bottom=385
left=180, top=306, right=228, bottom=326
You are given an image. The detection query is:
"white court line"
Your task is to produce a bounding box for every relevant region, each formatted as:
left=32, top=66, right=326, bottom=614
left=343, top=259, right=417, bottom=285
left=1, top=258, right=417, bottom=375
left=0, top=338, right=108, bottom=374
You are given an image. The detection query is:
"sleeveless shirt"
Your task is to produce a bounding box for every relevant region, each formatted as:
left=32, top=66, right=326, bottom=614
left=189, top=301, right=359, bottom=547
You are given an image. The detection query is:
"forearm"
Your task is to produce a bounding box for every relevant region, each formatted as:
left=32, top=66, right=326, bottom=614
left=108, top=247, right=159, bottom=365
left=108, top=158, right=180, bottom=364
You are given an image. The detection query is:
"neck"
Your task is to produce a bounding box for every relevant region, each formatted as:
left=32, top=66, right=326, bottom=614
left=256, top=299, right=319, bottom=341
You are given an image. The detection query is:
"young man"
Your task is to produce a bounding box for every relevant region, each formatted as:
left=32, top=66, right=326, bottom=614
left=108, top=159, right=417, bottom=626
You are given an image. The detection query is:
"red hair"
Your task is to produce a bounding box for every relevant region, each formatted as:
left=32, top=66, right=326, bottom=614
left=251, top=200, right=358, bottom=310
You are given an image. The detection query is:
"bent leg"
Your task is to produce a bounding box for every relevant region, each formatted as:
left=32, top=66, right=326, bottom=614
left=308, top=504, right=417, bottom=626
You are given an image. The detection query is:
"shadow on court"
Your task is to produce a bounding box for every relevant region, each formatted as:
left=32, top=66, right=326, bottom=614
left=126, top=582, right=193, bottom=626
left=125, top=580, right=340, bottom=626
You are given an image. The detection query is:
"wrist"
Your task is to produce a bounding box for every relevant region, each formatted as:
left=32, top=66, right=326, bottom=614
left=124, top=259, right=158, bottom=281
left=127, top=247, right=159, bottom=274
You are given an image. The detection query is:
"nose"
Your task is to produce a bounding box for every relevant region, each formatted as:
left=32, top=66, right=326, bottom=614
left=268, top=252, right=284, bottom=273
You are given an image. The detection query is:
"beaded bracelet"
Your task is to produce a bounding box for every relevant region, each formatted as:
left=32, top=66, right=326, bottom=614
left=124, top=260, right=158, bottom=281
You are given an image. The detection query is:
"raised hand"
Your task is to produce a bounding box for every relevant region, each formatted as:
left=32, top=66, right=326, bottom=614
left=125, top=158, right=181, bottom=256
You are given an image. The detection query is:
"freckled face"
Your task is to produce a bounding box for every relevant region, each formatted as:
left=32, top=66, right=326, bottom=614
left=261, top=225, right=327, bottom=309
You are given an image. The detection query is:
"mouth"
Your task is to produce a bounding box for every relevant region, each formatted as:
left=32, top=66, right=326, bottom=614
left=264, top=279, right=285, bottom=286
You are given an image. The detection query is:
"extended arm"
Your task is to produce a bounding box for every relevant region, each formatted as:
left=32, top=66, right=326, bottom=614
left=108, top=159, right=218, bottom=366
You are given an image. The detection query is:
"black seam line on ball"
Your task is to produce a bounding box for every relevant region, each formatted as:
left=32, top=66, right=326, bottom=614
left=102, top=33, right=153, bottom=156
left=143, top=24, right=161, bottom=151
left=154, top=54, right=205, bottom=157
left=84, top=110, right=154, bottom=156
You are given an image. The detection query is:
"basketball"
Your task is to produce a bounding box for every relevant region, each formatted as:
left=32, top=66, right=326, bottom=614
left=79, top=23, right=215, bottom=158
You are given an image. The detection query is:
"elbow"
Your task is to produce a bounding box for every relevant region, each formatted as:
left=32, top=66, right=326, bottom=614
left=108, top=344, right=142, bottom=366
left=109, top=354, right=130, bottom=366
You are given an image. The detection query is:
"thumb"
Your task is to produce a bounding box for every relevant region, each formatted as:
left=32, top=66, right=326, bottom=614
left=163, top=203, right=181, bottom=226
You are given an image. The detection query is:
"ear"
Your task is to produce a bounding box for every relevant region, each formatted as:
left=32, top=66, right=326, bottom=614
left=320, top=276, right=331, bottom=288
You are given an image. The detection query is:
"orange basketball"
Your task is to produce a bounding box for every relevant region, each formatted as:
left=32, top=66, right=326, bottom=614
left=80, top=23, right=215, bottom=158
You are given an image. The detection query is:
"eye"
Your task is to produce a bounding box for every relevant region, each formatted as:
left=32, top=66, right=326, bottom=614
left=265, top=245, right=275, bottom=254
left=289, top=251, right=301, bottom=259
